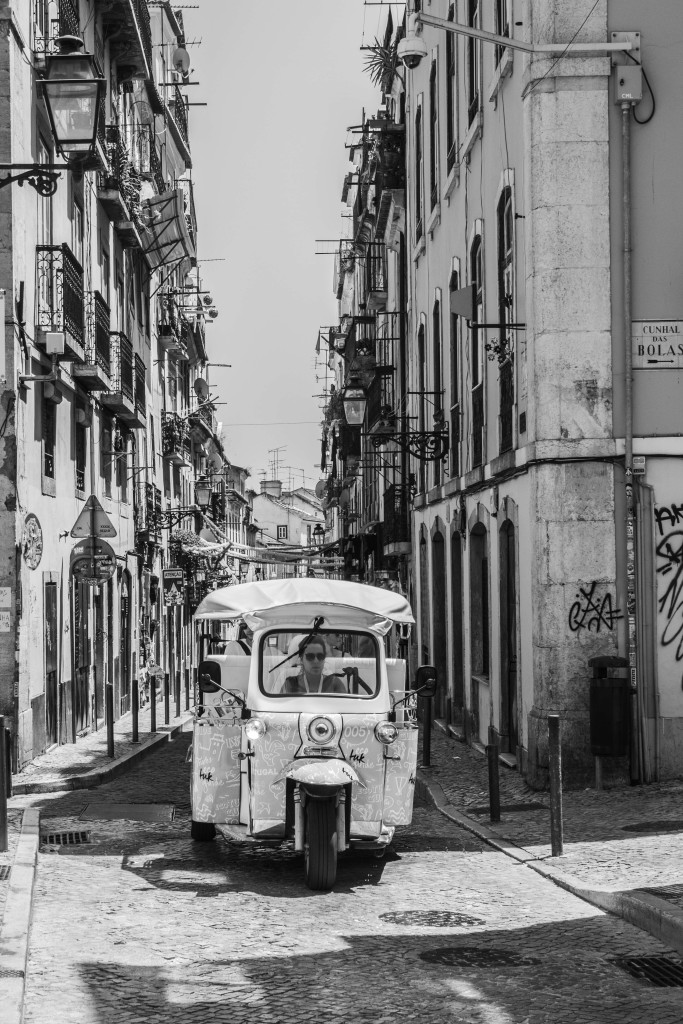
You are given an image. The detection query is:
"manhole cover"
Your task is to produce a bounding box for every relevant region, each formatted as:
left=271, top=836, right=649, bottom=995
left=41, top=831, right=91, bottom=846
left=622, top=821, right=683, bottom=834
left=467, top=803, right=546, bottom=815
left=613, top=955, right=683, bottom=987
left=0, top=865, right=10, bottom=881
left=419, top=947, right=541, bottom=968
left=380, top=911, right=484, bottom=927
left=80, top=803, right=176, bottom=823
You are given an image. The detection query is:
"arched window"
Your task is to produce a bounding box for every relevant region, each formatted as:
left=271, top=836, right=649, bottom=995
left=470, top=235, right=484, bottom=467
left=446, top=4, right=456, bottom=173
left=449, top=270, right=460, bottom=477
left=467, top=0, right=481, bottom=127
left=415, top=106, right=423, bottom=241
left=429, top=60, right=438, bottom=210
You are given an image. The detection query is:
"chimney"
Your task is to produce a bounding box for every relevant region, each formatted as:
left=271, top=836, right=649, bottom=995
left=260, top=479, right=282, bottom=500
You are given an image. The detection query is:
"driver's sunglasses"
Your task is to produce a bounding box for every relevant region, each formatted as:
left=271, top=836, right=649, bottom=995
left=303, top=652, right=325, bottom=661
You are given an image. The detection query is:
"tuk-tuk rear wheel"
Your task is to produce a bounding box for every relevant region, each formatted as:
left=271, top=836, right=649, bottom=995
left=304, top=796, right=337, bottom=890
left=191, top=820, right=216, bottom=842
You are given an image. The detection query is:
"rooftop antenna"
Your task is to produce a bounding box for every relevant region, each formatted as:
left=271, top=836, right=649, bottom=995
left=268, top=445, right=287, bottom=480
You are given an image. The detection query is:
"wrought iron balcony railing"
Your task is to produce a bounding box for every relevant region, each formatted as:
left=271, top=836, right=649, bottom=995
left=162, top=411, right=190, bottom=464
left=499, top=360, right=514, bottom=454
left=383, top=483, right=412, bottom=547
left=59, top=0, right=80, bottom=36
left=171, top=84, right=189, bottom=146
left=109, top=331, right=134, bottom=401
left=135, top=481, right=161, bottom=537
left=365, top=242, right=387, bottom=303
left=35, top=243, right=84, bottom=351
left=134, top=353, right=146, bottom=416
left=84, top=290, right=111, bottom=375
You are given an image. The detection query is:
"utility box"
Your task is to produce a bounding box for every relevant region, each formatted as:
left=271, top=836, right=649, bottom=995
left=614, top=65, right=643, bottom=104
left=588, top=655, right=630, bottom=756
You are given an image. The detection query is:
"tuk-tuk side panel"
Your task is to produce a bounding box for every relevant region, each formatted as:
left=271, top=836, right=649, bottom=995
left=340, top=714, right=386, bottom=822
left=192, top=720, right=242, bottom=823
left=382, top=728, right=418, bottom=826
left=250, top=713, right=300, bottom=824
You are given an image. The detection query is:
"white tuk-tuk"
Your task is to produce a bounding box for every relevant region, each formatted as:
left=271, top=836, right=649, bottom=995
left=189, top=578, right=436, bottom=889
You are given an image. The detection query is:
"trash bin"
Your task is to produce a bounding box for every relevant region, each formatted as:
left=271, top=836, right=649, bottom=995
left=588, top=655, right=630, bottom=757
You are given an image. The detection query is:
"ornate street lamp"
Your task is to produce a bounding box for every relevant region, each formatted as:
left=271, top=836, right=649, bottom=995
left=342, top=385, right=367, bottom=426
left=0, top=36, right=105, bottom=196
left=312, top=523, right=326, bottom=544
left=194, top=475, right=213, bottom=512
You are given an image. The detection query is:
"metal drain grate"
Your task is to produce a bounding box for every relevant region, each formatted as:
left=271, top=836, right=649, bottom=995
left=420, top=947, right=541, bottom=968
left=41, top=831, right=91, bottom=846
left=381, top=910, right=484, bottom=927
left=621, top=821, right=683, bottom=834
left=0, top=865, right=10, bottom=881
left=613, top=955, right=683, bottom=987
left=467, top=802, right=546, bottom=815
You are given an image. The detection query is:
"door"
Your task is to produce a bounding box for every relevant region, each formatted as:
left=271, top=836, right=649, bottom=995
left=73, top=579, right=91, bottom=735
left=500, top=521, right=518, bottom=755
left=120, top=571, right=131, bottom=715
left=44, top=582, right=59, bottom=747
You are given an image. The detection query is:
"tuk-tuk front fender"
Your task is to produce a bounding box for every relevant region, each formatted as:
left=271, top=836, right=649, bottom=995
left=272, top=757, right=366, bottom=791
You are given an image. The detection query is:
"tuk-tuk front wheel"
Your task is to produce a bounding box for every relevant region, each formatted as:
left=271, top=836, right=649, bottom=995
left=191, top=819, right=216, bottom=842
left=304, top=796, right=337, bottom=890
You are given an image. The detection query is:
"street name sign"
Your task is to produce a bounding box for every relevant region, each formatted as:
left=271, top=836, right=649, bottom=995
left=632, top=320, right=683, bottom=369
left=70, top=537, right=117, bottom=586
left=71, top=494, right=117, bottom=539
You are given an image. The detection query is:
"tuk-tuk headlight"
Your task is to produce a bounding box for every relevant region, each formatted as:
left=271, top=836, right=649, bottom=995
left=307, top=716, right=336, bottom=745
left=244, top=719, right=267, bottom=741
left=375, top=722, right=398, bottom=745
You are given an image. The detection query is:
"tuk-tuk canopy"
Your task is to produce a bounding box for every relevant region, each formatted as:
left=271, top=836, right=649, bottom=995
left=194, top=578, right=414, bottom=634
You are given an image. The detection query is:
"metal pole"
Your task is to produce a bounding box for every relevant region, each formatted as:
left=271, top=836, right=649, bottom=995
left=184, top=667, right=190, bottom=711
left=421, top=694, right=432, bottom=768
left=131, top=675, right=139, bottom=743
left=548, top=713, right=563, bottom=856
left=150, top=674, right=157, bottom=733
left=175, top=669, right=181, bottom=720
left=164, top=671, right=170, bottom=726
left=486, top=743, right=501, bottom=822
left=192, top=666, right=197, bottom=709
left=106, top=683, right=114, bottom=758
left=0, top=717, right=7, bottom=853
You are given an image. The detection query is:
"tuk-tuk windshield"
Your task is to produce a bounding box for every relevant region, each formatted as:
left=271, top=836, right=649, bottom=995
left=260, top=630, right=380, bottom=698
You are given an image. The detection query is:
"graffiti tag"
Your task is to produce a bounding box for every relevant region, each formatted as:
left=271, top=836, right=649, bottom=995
left=655, top=526, right=683, bottom=672
left=655, top=502, right=683, bottom=536
left=349, top=749, right=366, bottom=765
left=199, top=768, right=214, bottom=782
left=568, top=582, right=623, bottom=633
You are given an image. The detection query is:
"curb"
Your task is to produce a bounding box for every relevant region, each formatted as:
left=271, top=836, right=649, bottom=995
left=416, top=769, right=683, bottom=957
left=12, top=716, right=192, bottom=795
left=0, top=807, right=40, bottom=1024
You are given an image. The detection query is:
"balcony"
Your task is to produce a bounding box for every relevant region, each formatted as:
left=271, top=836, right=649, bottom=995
left=73, top=291, right=111, bottom=391
left=101, top=331, right=135, bottom=421
left=98, top=125, right=143, bottom=247
left=157, top=323, right=187, bottom=358
left=135, top=481, right=162, bottom=542
left=35, top=244, right=84, bottom=359
left=168, top=84, right=190, bottom=150
left=365, top=242, right=387, bottom=311
left=59, top=0, right=80, bottom=36
left=95, top=0, right=152, bottom=80
left=383, top=483, right=412, bottom=554
left=162, top=412, right=191, bottom=467
left=187, top=403, right=213, bottom=442
left=131, top=353, right=147, bottom=428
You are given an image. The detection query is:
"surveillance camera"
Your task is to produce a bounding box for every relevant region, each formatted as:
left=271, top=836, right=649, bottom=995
left=397, top=33, right=428, bottom=69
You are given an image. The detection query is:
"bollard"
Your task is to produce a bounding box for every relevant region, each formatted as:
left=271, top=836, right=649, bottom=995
left=548, top=713, right=564, bottom=856
left=164, top=672, right=170, bottom=726
left=0, top=716, right=7, bottom=853
left=175, top=670, right=181, bottom=720
left=421, top=694, right=433, bottom=769
left=106, top=683, right=115, bottom=758
left=131, top=676, right=139, bottom=743
left=185, top=668, right=190, bottom=712
left=150, top=674, right=157, bottom=734
left=486, top=743, right=501, bottom=822
left=192, top=666, right=197, bottom=709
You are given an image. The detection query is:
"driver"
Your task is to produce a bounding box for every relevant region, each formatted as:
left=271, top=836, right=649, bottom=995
left=281, top=637, right=347, bottom=694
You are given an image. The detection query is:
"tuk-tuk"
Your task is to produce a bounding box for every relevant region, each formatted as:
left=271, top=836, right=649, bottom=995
left=189, top=578, right=436, bottom=889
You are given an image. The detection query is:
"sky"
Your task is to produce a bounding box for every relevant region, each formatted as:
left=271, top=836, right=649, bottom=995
left=186, top=1, right=394, bottom=493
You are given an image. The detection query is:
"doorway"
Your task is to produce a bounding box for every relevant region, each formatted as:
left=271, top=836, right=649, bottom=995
left=499, top=520, right=519, bottom=756
left=44, top=581, right=59, bottom=747
left=431, top=527, right=448, bottom=719
left=120, top=571, right=132, bottom=715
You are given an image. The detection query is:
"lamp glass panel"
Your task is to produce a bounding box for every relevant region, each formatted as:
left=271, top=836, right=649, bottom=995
left=343, top=397, right=366, bottom=425
left=44, top=80, right=99, bottom=150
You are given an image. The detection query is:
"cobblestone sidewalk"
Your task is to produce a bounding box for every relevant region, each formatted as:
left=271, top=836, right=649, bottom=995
left=416, top=721, right=683, bottom=953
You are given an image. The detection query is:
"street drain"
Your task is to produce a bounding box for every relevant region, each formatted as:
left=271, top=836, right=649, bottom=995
left=420, top=947, right=541, bottom=968
left=41, top=831, right=91, bottom=846
left=381, top=911, right=484, bottom=927
left=640, top=884, right=683, bottom=906
left=621, top=821, right=683, bottom=834
left=80, top=802, right=175, bottom=823
left=0, top=865, right=10, bottom=881
left=613, top=955, right=683, bottom=987
left=467, top=802, right=546, bottom=815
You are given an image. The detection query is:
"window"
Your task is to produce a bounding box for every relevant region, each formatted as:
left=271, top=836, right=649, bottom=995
left=470, top=235, right=484, bottom=467
left=101, top=415, right=113, bottom=497
left=429, top=60, right=438, bottom=210
left=116, top=431, right=129, bottom=503
left=149, top=413, right=156, bottom=476
left=415, top=106, right=423, bottom=242
left=495, top=0, right=511, bottom=66
left=71, top=197, right=83, bottom=267
left=417, top=323, right=426, bottom=494
left=33, top=0, right=49, bottom=41
left=467, top=0, right=481, bottom=127
left=277, top=525, right=288, bottom=540
left=37, top=136, right=52, bottom=246
left=101, top=244, right=110, bottom=306
left=497, top=187, right=514, bottom=452
left=259, top=630, right=379, bottom=698
left=432, top=297, right=442, bottom=487
left=75, top=420, right=87, bottom=493
left=449, top=271, right=461, bottom=477
left=446, top=5, right=456, bottom=173
left=42, top=396, right=55, bottom=479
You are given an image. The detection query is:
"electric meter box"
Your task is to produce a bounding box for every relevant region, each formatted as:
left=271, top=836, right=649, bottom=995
left=614, top=65, right=643, bottom=103
left=45, top=332, right=65, bottom=355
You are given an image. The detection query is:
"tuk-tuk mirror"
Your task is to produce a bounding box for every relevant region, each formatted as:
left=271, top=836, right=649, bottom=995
left=199, top=662, right=221, bottom=693
left=415, top=665, right=437, bottom=698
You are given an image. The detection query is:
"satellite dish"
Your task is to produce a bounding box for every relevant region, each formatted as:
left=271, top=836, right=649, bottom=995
left=172, top=47, right=191, bottom=74
left=193, top=377, right=210, bottom=401
left=208, top=308, right=219, bottom=319
left=203, top=294, right=213, bottom=306
left=339, top=488, right=350, bottom=508
left=208, top=452, right=223, bottom=472
left=314, top=480, right=326, bottom=499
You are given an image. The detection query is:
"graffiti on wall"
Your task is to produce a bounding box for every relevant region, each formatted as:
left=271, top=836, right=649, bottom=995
left=569, top=582, right=623, bottom=633
left=655, top=503, right=683, bottom=677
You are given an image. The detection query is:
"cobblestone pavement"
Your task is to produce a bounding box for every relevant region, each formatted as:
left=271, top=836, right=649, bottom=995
left=11, top=726, right=683, bottom=1024
left=0, top=809, right=23, bottom=921
left=421, top=725, right=683, bottom=893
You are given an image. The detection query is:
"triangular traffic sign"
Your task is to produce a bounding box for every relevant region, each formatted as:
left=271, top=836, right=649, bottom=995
left=70, top=494, right=117, bottom=539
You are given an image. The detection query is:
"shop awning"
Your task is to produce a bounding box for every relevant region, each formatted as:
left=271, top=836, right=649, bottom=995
left=140, top=189, right=195, bottom=271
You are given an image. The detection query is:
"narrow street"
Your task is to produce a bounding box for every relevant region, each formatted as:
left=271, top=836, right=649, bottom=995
left=13, top=730, right=681, bottom=1024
